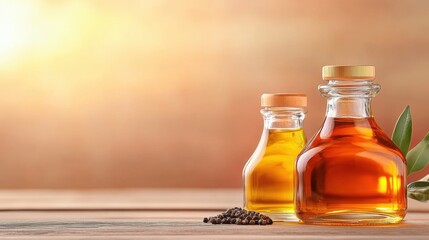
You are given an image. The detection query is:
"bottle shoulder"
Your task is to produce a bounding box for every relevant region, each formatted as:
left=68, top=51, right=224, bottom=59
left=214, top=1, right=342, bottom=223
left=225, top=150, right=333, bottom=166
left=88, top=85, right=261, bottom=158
left=244, top=129, right=307, bottom=174
left=298, top=117, right=406, bottom=165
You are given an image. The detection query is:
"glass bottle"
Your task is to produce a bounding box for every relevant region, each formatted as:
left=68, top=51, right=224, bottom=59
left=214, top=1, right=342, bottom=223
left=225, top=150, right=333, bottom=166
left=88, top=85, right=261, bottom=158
left=295, top=66, right=407, bottom=225
left=243, top=93, right=307, bottom=221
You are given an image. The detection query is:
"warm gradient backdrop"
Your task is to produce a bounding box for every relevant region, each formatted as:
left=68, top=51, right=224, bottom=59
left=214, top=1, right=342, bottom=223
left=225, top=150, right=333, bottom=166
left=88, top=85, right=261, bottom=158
left=0, top=0, right=428, bottom=188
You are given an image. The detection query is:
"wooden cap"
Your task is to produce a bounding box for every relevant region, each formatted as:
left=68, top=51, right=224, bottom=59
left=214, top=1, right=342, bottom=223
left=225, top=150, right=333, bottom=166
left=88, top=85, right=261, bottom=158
left=261, top=93, right=307, bottom=107
left=322, top=65, right=375, bottom=80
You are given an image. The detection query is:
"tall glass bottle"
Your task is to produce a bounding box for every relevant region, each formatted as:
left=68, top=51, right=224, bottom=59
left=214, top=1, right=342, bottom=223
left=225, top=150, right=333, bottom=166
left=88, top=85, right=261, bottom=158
left=243, top=93, right=307, bottom=221
left=295, top=66, right=407, bottom=225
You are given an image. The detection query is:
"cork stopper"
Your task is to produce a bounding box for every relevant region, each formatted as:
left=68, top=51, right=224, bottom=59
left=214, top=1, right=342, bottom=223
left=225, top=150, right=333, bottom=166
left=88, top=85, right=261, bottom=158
left=261, top=93, right=307, bottom=107
left=322, top=65, right=375, bottom=81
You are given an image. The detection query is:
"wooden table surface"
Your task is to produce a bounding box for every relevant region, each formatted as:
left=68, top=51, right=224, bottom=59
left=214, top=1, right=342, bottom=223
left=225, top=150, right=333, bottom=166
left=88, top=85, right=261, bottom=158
left=0, top=189, right=428, bottom=239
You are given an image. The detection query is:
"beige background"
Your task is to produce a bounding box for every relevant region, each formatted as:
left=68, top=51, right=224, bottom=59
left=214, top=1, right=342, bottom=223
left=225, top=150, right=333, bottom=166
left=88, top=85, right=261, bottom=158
left=0, top=0, right=428, bottom=188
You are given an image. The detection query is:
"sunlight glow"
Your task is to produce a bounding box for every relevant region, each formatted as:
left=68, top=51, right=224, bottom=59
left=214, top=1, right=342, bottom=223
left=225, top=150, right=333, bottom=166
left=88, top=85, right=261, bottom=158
left=0, top=1, right=104, bottom=67
left=0, top=1, right=37, bottom=63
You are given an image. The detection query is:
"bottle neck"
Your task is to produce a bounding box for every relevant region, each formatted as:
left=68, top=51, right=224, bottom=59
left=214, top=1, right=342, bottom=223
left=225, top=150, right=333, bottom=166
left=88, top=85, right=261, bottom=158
left=326, top=97, right=372, bottom=118
left=319, top=80, right=380, bottom=118
left=261, top=107, right=306, bottom=129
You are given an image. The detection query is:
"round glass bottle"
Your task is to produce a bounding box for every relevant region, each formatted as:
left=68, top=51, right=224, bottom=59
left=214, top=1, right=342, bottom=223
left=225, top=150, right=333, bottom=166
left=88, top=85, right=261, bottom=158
left=243, top=93, right=307, bottom=221
left=295, top=66, right=407, bottom=225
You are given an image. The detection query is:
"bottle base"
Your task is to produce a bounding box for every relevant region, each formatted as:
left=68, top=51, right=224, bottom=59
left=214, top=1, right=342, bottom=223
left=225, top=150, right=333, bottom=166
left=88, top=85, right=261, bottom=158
left=297, top=211, right=405, bottom=225
left=260, top=212, right=299, bottom=222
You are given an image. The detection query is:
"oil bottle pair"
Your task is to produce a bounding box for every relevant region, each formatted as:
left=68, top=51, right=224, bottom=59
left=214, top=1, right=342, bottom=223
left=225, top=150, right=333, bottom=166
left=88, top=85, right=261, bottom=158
left=243, top=65, right=407, bottom=225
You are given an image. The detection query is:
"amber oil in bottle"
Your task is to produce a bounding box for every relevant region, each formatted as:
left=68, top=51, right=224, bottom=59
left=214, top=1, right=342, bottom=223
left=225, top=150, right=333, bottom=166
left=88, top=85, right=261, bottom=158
left=295, top=66, right=407, bottom=225
left=243, top=93, right=307, bottom=221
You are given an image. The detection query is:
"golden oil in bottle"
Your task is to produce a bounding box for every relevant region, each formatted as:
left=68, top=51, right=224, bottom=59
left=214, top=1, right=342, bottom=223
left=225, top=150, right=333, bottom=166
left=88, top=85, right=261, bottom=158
left=243, top=93, right=307, bottom=221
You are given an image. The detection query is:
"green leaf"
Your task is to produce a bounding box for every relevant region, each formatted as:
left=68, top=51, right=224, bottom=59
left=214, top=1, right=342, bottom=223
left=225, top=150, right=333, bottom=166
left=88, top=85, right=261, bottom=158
left=408, top=181, right=429, bottom=188
left=407, top=132, right=429, bottom=175
left=407, top=175, right=429, bottom=202
left=392, top=105, right=412, bottom=156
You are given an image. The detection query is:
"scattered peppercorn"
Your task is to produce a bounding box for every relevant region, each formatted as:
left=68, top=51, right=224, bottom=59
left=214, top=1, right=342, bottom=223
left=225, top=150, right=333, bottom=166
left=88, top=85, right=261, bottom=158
left=202, top=207, right=273, bottom=225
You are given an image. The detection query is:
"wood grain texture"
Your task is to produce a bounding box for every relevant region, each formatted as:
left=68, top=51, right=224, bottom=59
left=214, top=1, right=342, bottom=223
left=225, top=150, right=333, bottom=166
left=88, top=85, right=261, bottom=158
left=0, top=189, right=241, bottom=210
left=0, top=212, right=428, bottom=239
left=0, top=190, right=427, bottom=239
left=0, top=189, right=427, bottom=212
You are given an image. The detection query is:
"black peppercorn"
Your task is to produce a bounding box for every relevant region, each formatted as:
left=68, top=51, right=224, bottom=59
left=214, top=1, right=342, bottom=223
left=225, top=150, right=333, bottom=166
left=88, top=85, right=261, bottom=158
left=203, top=207, right=273, bottom=226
